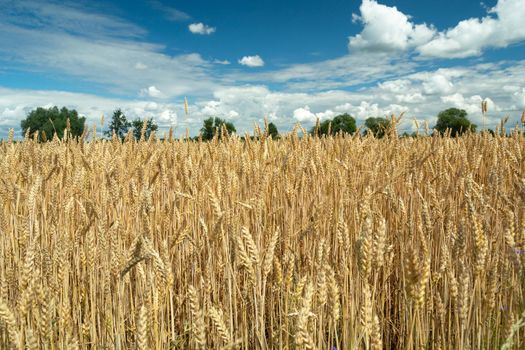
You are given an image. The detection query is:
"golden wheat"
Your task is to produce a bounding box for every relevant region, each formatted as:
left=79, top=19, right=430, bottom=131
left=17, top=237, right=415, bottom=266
left=0, top=127, right=524, bottom=349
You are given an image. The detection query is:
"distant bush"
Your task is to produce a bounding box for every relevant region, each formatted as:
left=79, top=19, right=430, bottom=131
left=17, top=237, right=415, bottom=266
left=364, top=117, right=391, bottom=138
left=434, top=108, right=476, bottom=137
left=200, top=117, right=236, bottom=140
left=311, top=113, right=356, bottom=136
left=20, top=106, right=85, bottom=141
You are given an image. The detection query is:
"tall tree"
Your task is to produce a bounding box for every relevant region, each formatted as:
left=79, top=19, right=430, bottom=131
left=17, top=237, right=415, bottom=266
left=131, top=118, right=158, bottom=140
left=311, top=113, right=356, bottom=136
left=20, top=106, right=85, bottom=141
left=105, top=109, right=131, bottom=139
left=365, top=117, right=391, bottom=138
left=200, top=117, right=236, bottom=140
left=434, top=108, right=476, bottom=137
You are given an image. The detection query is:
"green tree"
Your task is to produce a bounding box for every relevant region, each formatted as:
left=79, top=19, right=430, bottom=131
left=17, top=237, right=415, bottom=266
left=20, top=106, right=85, bottom=141
left=434, top=108, right=476, bottom=137
left=131, top=118, right=158, bottom=140
left=365, top=117, right=391, bottom=138
left=105, top=108, right=131, bottom=139
left=200, top=117, right=236, bottom=140
left=267, top=122, right=279, bottom=139
left=311, top=113, right=356, bottom=136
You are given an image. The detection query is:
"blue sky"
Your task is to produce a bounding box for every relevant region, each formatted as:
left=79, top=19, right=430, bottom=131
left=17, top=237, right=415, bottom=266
left=1, top=0, right=525, bottom=138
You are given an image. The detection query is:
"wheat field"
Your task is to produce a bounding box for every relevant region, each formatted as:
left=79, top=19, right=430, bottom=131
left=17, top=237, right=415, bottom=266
left=0, top=127, right=524, bottom=349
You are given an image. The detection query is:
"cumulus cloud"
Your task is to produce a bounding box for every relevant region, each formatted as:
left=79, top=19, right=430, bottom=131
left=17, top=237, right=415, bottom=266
left=198, top=100, right=239, bottom=120
left=293, top=106, right=317, bottom=123
left=417, top=0, right=525, bottom=58
left=351, top=101, right=407, bottom=120
left=2, top=57, right=525, bottom=140
left=292, top=103, right=378, bottom=124
left=289, top=102, right=410, bottom=131
left=140, top=86, right=163, bottom=98
left=158, top=109, right=178, bottom=124
left=238, top=55, right=265, bottom=67
left=187, top=60, right=525, bottom=134
left=135, top=62, right=148, bottom=70
left=349, top=0, right=525, bottom=59
left=292, top=106, right=341, bottom=123
left=188, top=22, right=216, bottom=35
left=200, top=100, right=221, bottom=116
left=422, top=75, right=454, bottom=95
left=441, top=94, right=499, bottom=116
left=349, top=0, right=435, bottom=52
left=316, top=109, right=338, bottom=121
left=395, top=93, right=425, bottom=104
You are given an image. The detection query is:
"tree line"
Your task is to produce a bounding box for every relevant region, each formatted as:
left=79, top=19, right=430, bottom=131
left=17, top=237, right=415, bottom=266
left=17, top=105, right=481, bottom=142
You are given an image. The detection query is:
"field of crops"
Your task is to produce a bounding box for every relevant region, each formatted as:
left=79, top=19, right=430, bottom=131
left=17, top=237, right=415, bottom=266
left=0, top=129, right=524, bottom=349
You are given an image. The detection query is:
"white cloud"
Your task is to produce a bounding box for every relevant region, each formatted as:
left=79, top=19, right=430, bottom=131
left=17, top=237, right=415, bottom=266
left=349, top=0, right=525, bottom=59
left=0, top=0, right=146, bottom=39
left=417, top=0, right=525, bottom=58
left=352, top=101, right=406, bottom=120
left=234, top=53, right=417, bottom=91
left=1, top=105, right=27, bottom=121
left=188, top=22, right=216, bottom=35
left=213, top=59, right=231, bottom=65
left=395, top=93, right=425, bottom=104
left=201, top=100, right=223, bottom=116
left=228, top=110, right=239, bottom=119
left=186, top=60, right=525, bottom=134
left=378, top=79, right=412, bottom=93
left=422, top=74, right=454, bottom=95
left=0, top=2, right=219, bottom=98
left=238, top=55, right=265, bottom=67
left=158, top=109, right=178, bottom=124
left=440, top=94, right=499, bottom=118
left=140, top=86, right=163, bottom=98
left=2, top=57, right=525, bottom=140
left=316, top=109, right=337, bottom=121
left=291, top=102, right=408, bottom=126
left=349, top=0, right=435, bottom=52
left=293, top=106, right=317, bottom=123
left=199, top=101, right=247, bottom=121
left=0, top=28, right=216, bottom=97
left=513, top=88, right=525, bottom=107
